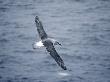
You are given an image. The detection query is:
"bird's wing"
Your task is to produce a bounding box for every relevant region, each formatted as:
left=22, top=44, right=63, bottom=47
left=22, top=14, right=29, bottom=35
left=43, top=40, right=67, bottom=70
left=35, top=16, right=48, bottom=40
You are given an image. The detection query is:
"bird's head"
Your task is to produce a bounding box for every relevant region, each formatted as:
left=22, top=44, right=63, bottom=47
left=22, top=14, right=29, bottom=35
left=54, top=41, right=62, bottom=46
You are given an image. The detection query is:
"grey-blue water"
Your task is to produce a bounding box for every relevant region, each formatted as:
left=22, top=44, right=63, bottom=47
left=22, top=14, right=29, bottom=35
left=0, top=0, right=110, bottom=82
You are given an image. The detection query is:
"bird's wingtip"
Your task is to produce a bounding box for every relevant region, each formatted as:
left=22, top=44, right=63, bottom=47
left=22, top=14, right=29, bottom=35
left=61, top=65, right=67, bottom=70
left=35, top=16, right=39, bottom=22
left=35, top=16, right=39, bottom=19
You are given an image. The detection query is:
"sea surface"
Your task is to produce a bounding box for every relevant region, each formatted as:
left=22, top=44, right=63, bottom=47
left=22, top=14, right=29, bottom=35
left=0, top=0, right=110, bottom=82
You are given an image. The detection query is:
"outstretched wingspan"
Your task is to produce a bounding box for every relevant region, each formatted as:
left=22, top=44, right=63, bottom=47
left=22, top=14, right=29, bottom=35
left=35, top=16, right=48, bottom=40
left=35, top=16, right=67, bottom=70
left=43, top=40, right=67, bottom=70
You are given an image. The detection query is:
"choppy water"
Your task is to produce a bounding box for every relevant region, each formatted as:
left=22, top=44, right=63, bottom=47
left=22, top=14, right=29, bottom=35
left=0, top=0, right=110, bottom=82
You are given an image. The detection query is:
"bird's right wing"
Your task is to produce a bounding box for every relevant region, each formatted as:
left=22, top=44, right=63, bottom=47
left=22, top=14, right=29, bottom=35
left=35, top=16, right=48, bottom=40
left=43, top=40, right=67, bottom=70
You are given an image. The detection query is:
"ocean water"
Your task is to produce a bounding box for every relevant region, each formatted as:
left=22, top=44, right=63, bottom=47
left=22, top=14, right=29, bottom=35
left=0, top=0, right=110, bottom=82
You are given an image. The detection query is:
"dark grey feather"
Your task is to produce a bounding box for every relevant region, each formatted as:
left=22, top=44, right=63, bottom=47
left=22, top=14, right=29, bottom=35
left=43, top=40, right=67, bottom=70
left=35, top=16, right=48, bottom=40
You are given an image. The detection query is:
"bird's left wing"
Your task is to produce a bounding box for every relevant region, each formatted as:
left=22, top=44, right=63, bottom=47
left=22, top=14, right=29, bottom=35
left=43, top=40, right=67, bottom=70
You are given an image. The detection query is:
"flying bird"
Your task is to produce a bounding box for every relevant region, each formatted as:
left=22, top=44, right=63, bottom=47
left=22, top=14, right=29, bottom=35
left=33, top=16, right=67, bottom=70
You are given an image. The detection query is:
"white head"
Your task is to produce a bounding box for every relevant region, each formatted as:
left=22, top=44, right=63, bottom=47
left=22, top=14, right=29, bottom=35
left=50, top=38, right=62, bottom=46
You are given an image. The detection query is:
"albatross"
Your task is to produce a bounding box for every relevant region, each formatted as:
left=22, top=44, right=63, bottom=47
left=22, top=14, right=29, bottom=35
left=33, top=16, right=67, bottom=70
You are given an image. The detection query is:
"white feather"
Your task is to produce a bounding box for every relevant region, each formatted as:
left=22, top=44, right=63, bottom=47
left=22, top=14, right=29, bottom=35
left=33, top=41, right=44, bottom=49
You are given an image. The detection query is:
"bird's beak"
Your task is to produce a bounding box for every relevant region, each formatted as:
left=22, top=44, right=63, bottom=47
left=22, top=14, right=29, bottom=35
left=57, top=42, right=62, bottom=46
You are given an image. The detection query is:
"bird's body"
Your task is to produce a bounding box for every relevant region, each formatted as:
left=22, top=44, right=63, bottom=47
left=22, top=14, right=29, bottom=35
left=33, top=38, right=60, bottom=48
left=33, top=16, right=67, bottom=70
